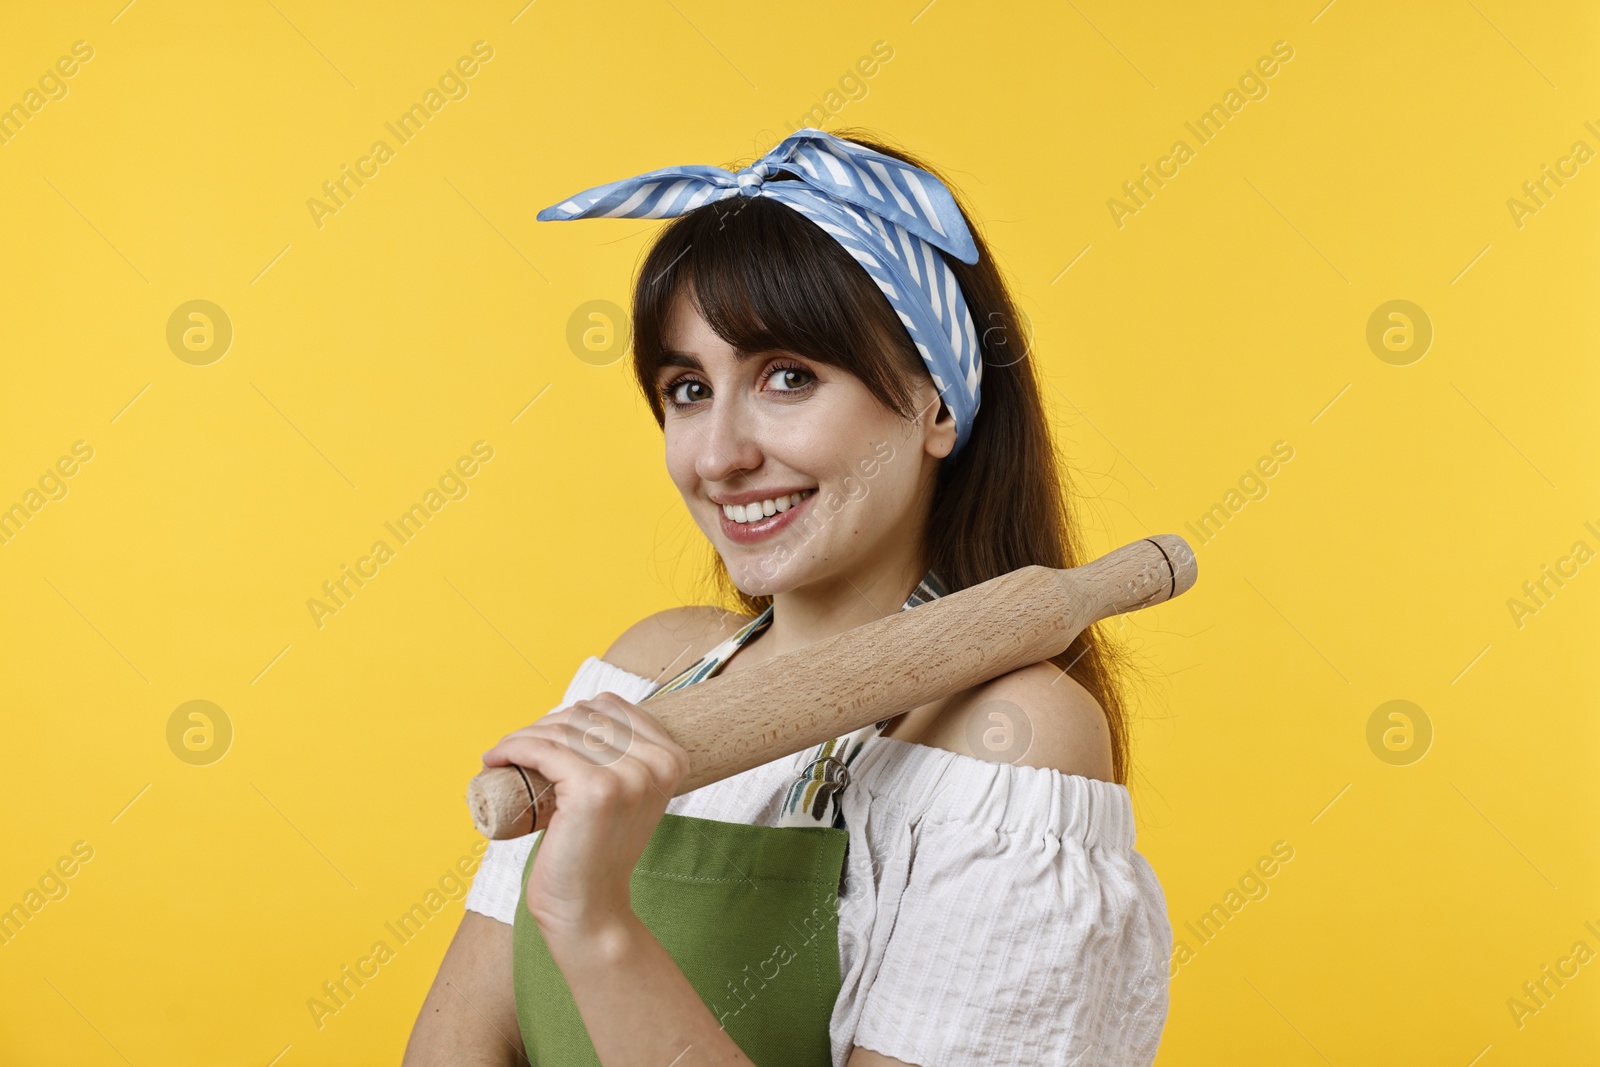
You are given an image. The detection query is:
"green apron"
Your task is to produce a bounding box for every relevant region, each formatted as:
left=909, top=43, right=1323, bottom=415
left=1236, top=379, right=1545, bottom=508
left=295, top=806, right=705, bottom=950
left=510, top=570, right=948, bottom=1065
left=511, top=813, right=847, bottom=1065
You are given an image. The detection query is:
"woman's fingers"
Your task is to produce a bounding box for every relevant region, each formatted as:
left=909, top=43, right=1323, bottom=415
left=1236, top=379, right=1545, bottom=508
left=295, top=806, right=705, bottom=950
left=483, top=723, right=676, bottom=806
left=485, top=731, right=649, bottom=813
left=536, top=714, right=682, bottom=798
left=477, top=694, right=690, bottom=825
left=579, top=693, right=677, bottom=748
left=483, top=720, right=624, bottom=771
left=484, top=694, right=689, bottom=783
left=557, top=700, right=636, bottom=767
left=576, top=694, right=692, bottom=780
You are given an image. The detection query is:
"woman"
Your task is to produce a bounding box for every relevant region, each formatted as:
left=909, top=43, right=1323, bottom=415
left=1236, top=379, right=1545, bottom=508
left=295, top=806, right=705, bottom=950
left=404, top=129, right=1171, bottom=1066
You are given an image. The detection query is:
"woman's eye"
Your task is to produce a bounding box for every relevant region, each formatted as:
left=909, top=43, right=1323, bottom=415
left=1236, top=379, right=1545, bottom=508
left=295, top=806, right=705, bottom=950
left=661, top=364, right=811, bottom=408
left=666, top=379, right=708, bottom=405
left=767, top=365, right=814, bottom=391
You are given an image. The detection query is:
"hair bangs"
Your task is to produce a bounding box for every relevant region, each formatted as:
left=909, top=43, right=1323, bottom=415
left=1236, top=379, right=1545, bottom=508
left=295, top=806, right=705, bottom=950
left=631, top=193, right=924, bottom=428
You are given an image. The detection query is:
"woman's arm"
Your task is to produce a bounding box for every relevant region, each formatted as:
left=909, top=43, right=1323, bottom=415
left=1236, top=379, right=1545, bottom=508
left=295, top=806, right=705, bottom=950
left=542, top=912, right=758, bottom=1066
left=480, top=687, right=763, bottom=1066
left=401, top=910, right=527, bottom=1067
left=404, top=608, right=732, bottom=1065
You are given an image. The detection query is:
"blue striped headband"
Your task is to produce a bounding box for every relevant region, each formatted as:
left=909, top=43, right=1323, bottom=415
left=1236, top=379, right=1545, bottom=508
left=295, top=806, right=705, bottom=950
left=535, top=127, right=984, bottom=457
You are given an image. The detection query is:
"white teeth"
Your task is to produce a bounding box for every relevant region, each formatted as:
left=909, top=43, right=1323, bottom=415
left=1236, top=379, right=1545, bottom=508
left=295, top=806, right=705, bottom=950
left=722, top=490, right=812, bottom=524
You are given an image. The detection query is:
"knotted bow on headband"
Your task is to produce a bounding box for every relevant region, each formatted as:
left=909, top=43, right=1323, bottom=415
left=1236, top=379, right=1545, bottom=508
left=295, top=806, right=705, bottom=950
left=535, top=127, right=984, bottom=457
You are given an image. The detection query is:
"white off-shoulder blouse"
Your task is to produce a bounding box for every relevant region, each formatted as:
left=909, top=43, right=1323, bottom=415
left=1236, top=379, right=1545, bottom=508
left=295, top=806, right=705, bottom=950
left=464, top=656, right=1172, bottom=1067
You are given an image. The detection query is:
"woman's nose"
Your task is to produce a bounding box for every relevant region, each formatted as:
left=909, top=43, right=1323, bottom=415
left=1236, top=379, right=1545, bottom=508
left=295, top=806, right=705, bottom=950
left=694, top=395, right=763, bottom=483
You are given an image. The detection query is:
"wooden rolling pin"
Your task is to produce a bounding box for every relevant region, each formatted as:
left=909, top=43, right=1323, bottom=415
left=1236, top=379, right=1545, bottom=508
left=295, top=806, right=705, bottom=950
left=469, top=533, right=1197, bottom=839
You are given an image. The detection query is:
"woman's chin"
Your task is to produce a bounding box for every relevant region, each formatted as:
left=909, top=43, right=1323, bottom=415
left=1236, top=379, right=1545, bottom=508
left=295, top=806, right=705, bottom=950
left=725, top=553, right=801, bottom=599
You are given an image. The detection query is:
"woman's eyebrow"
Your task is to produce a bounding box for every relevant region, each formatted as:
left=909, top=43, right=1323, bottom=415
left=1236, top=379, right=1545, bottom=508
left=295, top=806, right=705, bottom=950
left=657, top=350, right=703, bottom=372
left=657, top=348, right=773, bottom=372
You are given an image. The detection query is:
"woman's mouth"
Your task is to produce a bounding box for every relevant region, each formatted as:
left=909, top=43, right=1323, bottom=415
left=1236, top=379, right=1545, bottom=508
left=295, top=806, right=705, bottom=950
left=717, top=488, right=818, bottom=544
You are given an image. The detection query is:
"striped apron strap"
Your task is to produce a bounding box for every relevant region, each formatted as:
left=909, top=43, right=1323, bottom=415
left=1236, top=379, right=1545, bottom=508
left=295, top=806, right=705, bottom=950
left=776, top=569, right=949, bottom=829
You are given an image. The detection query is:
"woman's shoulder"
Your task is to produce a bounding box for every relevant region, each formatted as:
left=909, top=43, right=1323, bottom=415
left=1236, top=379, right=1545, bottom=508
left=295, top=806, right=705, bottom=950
left=912, top=661, right=1117, bottom=782
left=600, top=605, right=756, bottom=687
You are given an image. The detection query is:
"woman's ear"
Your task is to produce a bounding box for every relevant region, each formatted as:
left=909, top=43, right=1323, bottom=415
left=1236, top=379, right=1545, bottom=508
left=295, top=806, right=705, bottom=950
left=925, top=395, right=958, bottom=460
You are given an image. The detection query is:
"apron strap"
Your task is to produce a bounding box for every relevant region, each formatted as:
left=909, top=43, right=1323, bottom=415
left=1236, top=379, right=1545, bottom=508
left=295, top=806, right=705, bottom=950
left=776, top=568, right=950, bottom=830
left=650, top=568, right=950, bottom=832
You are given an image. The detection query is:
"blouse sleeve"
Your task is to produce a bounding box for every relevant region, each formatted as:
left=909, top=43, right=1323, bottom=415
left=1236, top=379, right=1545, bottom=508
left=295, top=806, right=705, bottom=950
left=462, top=656, right=659, bottom=925
left=842, top=745, right=1172, bottom=1066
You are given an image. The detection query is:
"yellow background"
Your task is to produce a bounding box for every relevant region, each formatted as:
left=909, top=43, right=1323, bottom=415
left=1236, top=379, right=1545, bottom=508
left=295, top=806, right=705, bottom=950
left=2, top=0, right=1596, bottom=1063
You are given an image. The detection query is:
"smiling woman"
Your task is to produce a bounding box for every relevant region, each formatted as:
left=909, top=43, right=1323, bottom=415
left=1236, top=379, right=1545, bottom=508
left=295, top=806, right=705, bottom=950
left=404, top=128, right=1171, bottom=1067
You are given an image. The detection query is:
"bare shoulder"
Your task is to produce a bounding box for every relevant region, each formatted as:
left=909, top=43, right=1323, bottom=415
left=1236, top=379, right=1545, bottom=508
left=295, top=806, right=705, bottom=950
left=601, top=605, right=753, bottom=686
left=914, top=661, right=1116, bottom=782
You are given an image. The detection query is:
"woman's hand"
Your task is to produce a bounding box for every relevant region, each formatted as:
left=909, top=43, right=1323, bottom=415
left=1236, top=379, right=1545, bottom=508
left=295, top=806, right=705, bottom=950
left=479, top=692, right=690, bottom=939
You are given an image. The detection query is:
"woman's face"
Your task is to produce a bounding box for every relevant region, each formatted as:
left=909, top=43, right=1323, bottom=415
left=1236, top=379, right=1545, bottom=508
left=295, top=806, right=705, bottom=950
left=657, top=291, right=956, bottom=598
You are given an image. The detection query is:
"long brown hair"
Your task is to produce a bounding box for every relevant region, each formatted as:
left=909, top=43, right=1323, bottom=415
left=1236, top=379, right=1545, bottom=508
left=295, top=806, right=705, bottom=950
left=626, top=128, right=1140, bottom=785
